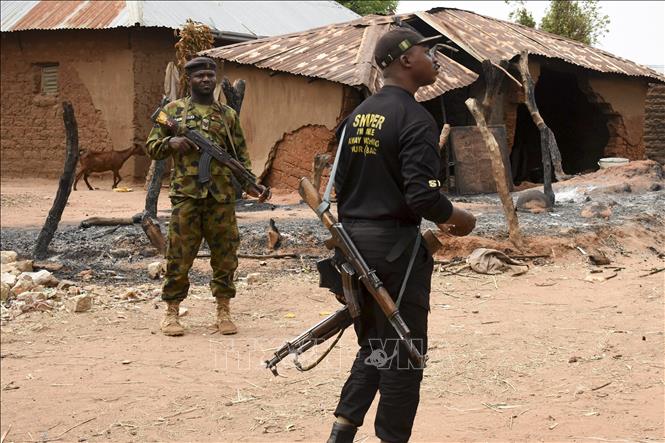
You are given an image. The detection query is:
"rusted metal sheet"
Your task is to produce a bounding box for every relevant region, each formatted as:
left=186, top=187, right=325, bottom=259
left=450, top=125, right=513, bottom=195
left=10, top=1, right=124, bottom=31
left=419, top=9, right=664, bottom=82
left=204, top=16, right=480, bottom=102
left=1, top=1, right=360, bottom=36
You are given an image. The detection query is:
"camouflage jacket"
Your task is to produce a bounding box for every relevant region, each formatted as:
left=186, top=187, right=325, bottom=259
left=145, top=97, right=252, bottom=203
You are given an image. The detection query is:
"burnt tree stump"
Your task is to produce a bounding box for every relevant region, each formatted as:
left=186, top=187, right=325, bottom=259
left=141, top=216, right=166, bottom=255
left=222, top=78, right=246, bottom=114
left=518, top=51, right=566, bottom=205
left=222, top=77, right=247, bottom=198
left=33, top=102, right=80, bottom=259
left=144, top=158, right=167, bottom=219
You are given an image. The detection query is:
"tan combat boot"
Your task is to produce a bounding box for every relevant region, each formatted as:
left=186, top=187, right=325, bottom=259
left=216, top=297, right=238, bottom=335
left=160, top=300, right=185, bottom=336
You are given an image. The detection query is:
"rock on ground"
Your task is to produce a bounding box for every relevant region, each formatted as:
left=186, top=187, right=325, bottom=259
left=1, top=250, right=18, bottom=264
left=580, top=202, right=613, bottom=219
left=68, top=294, right=92, bottom=313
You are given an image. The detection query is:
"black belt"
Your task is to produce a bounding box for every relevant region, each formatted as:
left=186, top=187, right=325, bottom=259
left=341, top=218, right=419, bottom=262
left=341, top=218, right=417, bottom=228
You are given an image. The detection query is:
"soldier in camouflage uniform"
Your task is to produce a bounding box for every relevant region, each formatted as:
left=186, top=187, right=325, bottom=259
left=145, top=57, right=257, bottom=336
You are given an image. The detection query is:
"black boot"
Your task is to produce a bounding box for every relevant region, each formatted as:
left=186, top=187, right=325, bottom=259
left=326, top=421, right=357, bottom=443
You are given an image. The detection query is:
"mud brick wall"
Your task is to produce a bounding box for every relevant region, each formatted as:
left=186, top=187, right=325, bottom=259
left=264, top=125, right=335, bottom=191
left=644, top=83, right=665, bottom=165
left=0, top=29, right=137, bottom=178
left=129, top=28, right=176, bottom=179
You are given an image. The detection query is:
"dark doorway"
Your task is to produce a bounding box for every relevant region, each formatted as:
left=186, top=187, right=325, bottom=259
left=510, top=104, right=543, bottom=184
left=510, top=67, right=610, bottom=183
left=535, top=68, right=609, bottom=174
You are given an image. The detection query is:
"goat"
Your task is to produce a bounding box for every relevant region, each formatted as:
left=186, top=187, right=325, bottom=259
left=74, top=143, right=145, bottom=190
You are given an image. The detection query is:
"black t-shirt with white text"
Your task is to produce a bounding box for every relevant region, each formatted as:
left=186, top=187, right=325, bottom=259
left=334, top=85, right=453, bottom=225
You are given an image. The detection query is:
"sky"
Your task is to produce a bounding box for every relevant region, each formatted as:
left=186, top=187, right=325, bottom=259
left=395, top=1, right=665, bottom=70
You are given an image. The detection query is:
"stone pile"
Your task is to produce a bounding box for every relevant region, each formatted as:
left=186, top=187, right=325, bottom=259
left=1, top=250, right=92, bottom=319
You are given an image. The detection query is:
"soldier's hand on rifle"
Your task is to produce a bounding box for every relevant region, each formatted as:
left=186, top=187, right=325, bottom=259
left=168, top=136, right=198, bottom=155
left=437, top=206, right=476, bottom=237
left=247, top=186, right=271, bottom=202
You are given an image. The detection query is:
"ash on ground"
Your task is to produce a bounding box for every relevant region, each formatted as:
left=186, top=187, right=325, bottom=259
left=2, top=161, right=663, bottom=283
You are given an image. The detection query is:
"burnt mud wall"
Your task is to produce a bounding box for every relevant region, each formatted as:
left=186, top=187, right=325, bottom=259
left=586, top=74, right=648, bottom=161
left=503, top=58, right=650, bottom=182
left=263, top=125, right=336, bottom=191
left=220, top=63, right=346, bottom=179
left=1, top=29, right=135, bottom=178
left=644, top=83, right=665, bottom=164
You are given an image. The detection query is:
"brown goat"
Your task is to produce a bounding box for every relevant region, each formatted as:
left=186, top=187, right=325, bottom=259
left=74, top=143, right=145, bottom=190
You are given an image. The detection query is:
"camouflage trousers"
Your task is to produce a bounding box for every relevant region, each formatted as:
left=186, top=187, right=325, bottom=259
left=162, top=195, right=239, bottom=301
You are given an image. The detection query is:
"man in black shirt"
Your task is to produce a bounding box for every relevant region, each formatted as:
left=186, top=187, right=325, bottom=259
left=327, top=28, right=476, bottom=443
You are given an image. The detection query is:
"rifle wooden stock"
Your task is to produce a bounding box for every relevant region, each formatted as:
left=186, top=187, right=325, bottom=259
left=299, top=177, right=397, bottom=318
left=299, top=177, right=336, bottom=228
left=298, top=177, right=426, bottom=368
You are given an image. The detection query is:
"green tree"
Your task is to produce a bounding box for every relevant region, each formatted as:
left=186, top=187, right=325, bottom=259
left=505, top=0, right=609, bottom=45
left=505, top=1, right=536, bottom=28
left=338, top=0, right=397, bottom=16
left=540, top=0, right=609, bottom=45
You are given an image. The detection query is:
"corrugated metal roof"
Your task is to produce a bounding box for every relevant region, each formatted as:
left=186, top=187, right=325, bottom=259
left=203, top=15, right=480, bottom=102
left=0, top=1, right=360, bottom=36
left=419, top=8, right=664, bottom=82
left=203, top=6, right=663, bottom=100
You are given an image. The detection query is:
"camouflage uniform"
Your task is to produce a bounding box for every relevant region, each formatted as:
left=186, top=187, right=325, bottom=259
left=145, top=97, right=251, bottom=301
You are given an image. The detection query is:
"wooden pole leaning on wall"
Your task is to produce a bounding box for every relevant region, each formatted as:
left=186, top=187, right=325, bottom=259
left=466, top=97, right=525, bottom=250
left=34, top=102, right=80, bottom=259
left=517, top=51, right=566, bottom=206
left=311, top=153, right=331, bottom=193
left=438, top=123, right=451, bottom=149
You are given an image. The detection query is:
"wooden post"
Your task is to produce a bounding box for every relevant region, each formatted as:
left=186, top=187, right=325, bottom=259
left=465, top=97, right=524, bottom=250
left=144, top=158, right=166, bottom=219
left=33, top=102, right=79, bottom=259
left=221, top=77, right=247, bottom=199
left=518, top=51, right=566, bottom=204
left=222, top=78, right=246, bottom=114
left=480, top=60, right=504, bottom=120
left=311, top=153, right=331, bottom=193
left=438, top=123, right=451, bottom=150
left=141, top=216, right=166, bottom=255
left=438, top=123, right=451, bottom=190
left=80, top=216, right=140, bottom=228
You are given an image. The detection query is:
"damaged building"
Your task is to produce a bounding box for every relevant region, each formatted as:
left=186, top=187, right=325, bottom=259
left=204, top=8, right=665, bottom=193
left=0, top=0, right=358, bottom=180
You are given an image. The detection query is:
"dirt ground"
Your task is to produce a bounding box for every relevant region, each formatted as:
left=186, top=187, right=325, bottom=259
left=1, top=174, right=664, bottom=443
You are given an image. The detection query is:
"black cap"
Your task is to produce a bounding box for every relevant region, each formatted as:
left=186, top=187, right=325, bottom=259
left=184, top=56, right=217, bottom=74
left=374, top=28, right=442, bottom=69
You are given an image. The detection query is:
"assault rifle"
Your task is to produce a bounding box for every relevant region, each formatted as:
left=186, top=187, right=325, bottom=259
left=150, top=105, right=270, bottom=202
left=264, top=177, right=428, bottom=375
left=265, top=307, right=353, bottom=376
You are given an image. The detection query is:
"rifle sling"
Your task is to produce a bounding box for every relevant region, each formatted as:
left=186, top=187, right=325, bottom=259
left=316, top=125, right=346, bottom=217
left=396, top=230, right=421, bottom=308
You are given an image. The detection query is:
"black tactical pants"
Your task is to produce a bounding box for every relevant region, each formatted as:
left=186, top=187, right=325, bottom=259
left=334, top=220, right=432, bottom=443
